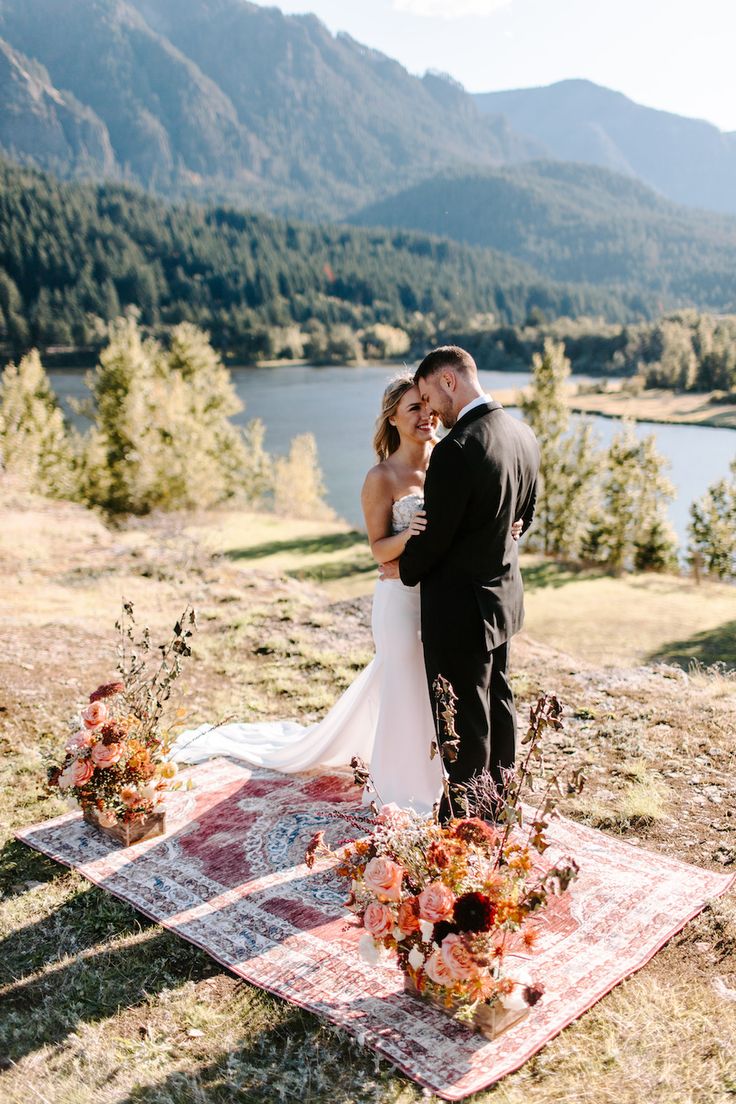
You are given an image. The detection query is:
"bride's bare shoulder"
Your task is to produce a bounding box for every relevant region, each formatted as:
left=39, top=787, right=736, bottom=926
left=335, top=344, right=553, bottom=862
left=361, top=460, right=395, bottom=502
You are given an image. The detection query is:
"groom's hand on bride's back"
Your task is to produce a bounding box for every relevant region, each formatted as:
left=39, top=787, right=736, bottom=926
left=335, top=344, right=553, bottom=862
left=511, top=519, right=523, bottom=541
left=378, top=559, right=401, bottom=580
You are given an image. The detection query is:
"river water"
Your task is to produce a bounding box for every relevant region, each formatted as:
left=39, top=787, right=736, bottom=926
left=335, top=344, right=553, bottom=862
left=47, top=363, right=735, bottom=547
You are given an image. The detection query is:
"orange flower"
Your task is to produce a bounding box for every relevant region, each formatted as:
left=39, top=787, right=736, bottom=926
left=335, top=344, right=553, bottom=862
left=397, top=895, right=421, bottom=935
left=120, top=786, right=139, bottom=806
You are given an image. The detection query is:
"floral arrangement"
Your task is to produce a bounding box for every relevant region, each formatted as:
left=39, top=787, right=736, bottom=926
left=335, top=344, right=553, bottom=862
left=306, top=692, right=583, bottom=1031
left=47, top=601, right=196, bottom=828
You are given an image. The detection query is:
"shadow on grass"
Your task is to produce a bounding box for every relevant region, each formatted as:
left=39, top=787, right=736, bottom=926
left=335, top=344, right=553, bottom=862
left=227, top=531, right=365, bottom=561
left=288, top=556, right=376, bottom=584
left=0, top=836, right=70, bottom=896
left=119, top=1004, right=403, bottom=1104
left=522, top=560, right=605, bottom=592
left=0, top=841, right=158, bottom=986
left=0, top=917, right=217, bottom=1063
left=648, top=620, right=736, bottom=671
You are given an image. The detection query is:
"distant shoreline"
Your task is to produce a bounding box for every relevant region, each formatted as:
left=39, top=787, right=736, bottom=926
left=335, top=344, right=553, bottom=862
left=494, top=385, right=736, bottom=431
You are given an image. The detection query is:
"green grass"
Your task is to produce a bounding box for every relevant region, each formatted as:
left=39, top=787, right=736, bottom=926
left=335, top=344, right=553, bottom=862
left=650, top=619, right=736, bottom=670
left=227, top=530, right=366, bottom=561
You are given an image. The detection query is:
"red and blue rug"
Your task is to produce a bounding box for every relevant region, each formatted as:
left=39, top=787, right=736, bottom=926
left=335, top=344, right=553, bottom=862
left=16, top=759, right=735, bottom=1100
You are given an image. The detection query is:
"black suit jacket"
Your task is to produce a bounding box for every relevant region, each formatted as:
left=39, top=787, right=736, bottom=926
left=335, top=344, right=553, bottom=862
left=399, top=402, right=540, bottom=651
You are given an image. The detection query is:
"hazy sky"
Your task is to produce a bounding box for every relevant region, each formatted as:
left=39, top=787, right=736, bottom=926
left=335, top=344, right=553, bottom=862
left=266, top=0, right=736, bottom=132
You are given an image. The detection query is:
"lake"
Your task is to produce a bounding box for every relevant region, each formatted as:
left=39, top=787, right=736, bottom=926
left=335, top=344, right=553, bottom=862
left=47, top=363, right=736, bottom=548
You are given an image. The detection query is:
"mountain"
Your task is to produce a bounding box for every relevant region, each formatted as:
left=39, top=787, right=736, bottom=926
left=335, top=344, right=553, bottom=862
left=0, top=36, right=116, bottom=177
left=0, top=0, right=541, bottom=218
left=475, top=80, right=736, bottom=216
left=347, top=161, right=736, bottom=312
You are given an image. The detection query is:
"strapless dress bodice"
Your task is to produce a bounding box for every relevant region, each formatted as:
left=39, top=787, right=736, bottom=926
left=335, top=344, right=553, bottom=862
left=391, top=493, right=424, bottom=535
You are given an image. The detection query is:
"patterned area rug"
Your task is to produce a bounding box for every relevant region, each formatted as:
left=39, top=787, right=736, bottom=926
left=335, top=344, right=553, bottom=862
left=16, top=759, right=735, bottom=1100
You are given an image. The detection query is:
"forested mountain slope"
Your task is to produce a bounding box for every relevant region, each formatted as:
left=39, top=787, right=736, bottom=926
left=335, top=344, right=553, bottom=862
left=349, top=162, right=736, bottom=311
left=0, top=160, right=648, bottom=354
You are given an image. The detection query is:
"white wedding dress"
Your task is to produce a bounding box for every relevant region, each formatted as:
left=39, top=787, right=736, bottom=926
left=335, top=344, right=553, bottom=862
left=171, top=494, right=443, bottom=813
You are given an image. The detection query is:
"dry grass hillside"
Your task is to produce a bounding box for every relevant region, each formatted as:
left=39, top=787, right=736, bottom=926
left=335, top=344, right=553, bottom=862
left=1, top=487, right=735, bottom=1104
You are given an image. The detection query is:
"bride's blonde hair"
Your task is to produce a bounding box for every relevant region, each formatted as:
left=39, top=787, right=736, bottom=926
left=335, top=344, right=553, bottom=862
left=373, top=373, right=417, bottom=461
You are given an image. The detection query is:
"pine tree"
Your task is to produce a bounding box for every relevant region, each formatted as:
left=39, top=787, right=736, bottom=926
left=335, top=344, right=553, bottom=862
left=79, top=317, right=273, bottom=513
left=688, top=460, right=736, bottom=579
left=79, top=314, right=163, bottom=513
left=0, top=350, right=75, bottom=498
left=518, top=339, right=601, bottom=557
left=593, top=424, right=677, bottom=573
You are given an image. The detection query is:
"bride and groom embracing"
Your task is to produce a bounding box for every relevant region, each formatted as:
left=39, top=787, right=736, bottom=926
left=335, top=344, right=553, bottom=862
left=174, top=345, right=540, bottom=820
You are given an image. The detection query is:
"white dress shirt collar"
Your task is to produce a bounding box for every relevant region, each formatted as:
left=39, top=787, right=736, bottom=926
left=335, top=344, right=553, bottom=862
left=457, top=393, right=492, bottom=423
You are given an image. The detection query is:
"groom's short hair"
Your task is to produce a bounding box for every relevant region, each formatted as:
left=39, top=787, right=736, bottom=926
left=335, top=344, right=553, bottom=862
left=415, top=345, right=478, bottom=382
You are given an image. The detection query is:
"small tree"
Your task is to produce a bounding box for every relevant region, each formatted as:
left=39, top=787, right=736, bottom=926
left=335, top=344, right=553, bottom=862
left=592, top=424, right=677, bottom=574
left=273, top=434, right=334, bottom=520
left=0, top=349, right=75, bottom=497
left=519, top=339, right=601, bottom=558
left=80, top=317, right=261, bottom=513
left=688, top=460, right=736, bottom=580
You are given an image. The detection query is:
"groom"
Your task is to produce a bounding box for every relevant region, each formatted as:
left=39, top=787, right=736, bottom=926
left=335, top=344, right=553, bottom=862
left=386, top=345, right=540, bottom=820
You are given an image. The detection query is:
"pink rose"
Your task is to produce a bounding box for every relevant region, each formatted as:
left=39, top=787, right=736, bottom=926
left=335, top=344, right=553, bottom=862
left=363, top=856, right=404, bottom=902
left=362, top=901, right=394, bottom=939
left=424, top=948, right=455, bottom=986
left=440, top=933, right=478, bottom=981
left=66, top=729, right=92, bottom=753
left=418, top=881, right=455, bottom=923
left=70, top=758, right=94, bottom=786
left=91, top=741, right=123, bottom=768
left=376, top=803, right=412, bottom=829
left=82, top=701, right=108, bottom=729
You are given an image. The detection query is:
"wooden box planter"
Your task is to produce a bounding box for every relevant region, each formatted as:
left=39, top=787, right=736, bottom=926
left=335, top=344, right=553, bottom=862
left=83, top=806, right=166, bottom=847
left=403, top=975, right=529, bottom=1040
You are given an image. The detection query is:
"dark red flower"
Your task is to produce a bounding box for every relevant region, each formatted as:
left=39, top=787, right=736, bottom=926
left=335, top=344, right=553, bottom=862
left=89, top=682, right=125, bottom=702
left=100, top=720, right=126, bottom=745
left=432, top=919, right=459, bottom=945
left=453, top=891, right=497, bottom=932
left=524, top=983, right=545, bottom=1006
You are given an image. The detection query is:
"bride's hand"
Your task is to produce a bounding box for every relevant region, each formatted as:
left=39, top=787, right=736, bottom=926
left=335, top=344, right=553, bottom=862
left=511, top=519, right=523, bottom=541
left=406, top=509, right=427, bottom=539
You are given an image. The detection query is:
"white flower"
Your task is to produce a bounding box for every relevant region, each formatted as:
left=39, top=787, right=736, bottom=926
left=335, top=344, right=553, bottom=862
left=57, top=766, right=75, bottom=791
left=498, top=983, right=529, bottom=1012
left=393, top=926, right=405, bottom=941
left=408, top=946, right=425, bottom=970
left=498, top=966, right=534, bottom=1012
left=358, top=933, right=385, bottom=967
left=419, top=919, right=434, bottom=942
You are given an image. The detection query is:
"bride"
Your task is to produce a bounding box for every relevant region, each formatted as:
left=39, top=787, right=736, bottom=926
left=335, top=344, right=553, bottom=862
left=172, top=373, right=444, bottom=812
left=173, top=374, right=522, bottom=811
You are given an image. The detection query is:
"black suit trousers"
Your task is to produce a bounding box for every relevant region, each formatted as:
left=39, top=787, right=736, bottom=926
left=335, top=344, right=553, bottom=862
left=423, top=634, right=517, bottom=821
